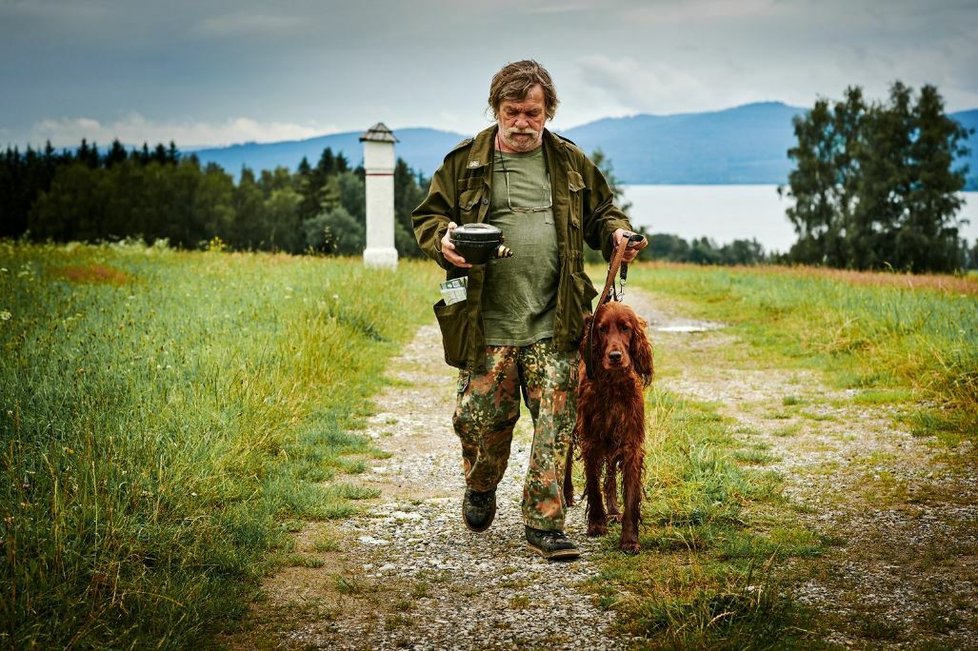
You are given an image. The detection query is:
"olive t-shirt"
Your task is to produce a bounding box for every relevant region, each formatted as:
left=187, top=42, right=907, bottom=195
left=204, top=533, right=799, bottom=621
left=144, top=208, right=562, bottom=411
left=481, top=147, right=559, bottom=346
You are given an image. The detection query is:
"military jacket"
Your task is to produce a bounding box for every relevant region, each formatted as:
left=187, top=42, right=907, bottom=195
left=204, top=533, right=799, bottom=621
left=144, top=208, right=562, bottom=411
left=412, top=125, right=633, bottom=370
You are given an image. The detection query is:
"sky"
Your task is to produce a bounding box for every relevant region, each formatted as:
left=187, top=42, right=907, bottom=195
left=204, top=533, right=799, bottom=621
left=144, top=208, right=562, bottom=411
left=1, top=0, right=977, bottom=149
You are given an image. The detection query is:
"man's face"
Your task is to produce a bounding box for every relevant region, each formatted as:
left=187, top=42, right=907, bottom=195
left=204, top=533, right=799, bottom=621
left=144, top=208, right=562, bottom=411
left=496, top=84, right=548, bottom=153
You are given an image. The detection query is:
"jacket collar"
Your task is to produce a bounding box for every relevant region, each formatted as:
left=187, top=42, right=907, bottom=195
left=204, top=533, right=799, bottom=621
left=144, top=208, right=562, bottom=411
left=465, top=125, right=565, bottom=172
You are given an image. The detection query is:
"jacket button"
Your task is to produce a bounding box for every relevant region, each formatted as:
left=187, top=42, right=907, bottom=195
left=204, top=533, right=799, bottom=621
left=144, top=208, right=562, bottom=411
left=482, top=198, right=489, bottom=205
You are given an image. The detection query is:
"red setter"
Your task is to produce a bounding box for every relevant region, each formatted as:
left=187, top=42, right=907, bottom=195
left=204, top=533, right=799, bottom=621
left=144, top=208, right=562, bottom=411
left=564, top=301, right=653, bottom=554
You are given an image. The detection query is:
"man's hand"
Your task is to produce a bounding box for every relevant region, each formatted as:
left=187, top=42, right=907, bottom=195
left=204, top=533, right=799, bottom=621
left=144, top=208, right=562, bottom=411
left=612, top=228, right=648, bottom=263
left=441, top=222, right=472, bottom=269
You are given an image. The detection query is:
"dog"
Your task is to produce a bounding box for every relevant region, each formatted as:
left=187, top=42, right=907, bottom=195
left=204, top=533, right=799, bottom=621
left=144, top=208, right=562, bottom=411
left=563, top=300, right=654, bottom=554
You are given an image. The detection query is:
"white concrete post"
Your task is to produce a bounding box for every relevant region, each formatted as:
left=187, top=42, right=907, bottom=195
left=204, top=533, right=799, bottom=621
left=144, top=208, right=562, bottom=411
left=360, top=123, right=398, bottom=268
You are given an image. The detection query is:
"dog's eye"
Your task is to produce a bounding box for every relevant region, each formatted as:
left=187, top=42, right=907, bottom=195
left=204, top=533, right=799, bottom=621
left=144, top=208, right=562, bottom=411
left=620, top=323, right=630, bottom=332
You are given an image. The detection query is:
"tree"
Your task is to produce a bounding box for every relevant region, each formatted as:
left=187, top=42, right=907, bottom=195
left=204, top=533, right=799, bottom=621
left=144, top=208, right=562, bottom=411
left=783, top=82, right=971, bottom=272
left=586, top=148, right=632, bottom=263
left=899, top=84, right=970, bottom=271
left=780, top=99, right=839, bottom=265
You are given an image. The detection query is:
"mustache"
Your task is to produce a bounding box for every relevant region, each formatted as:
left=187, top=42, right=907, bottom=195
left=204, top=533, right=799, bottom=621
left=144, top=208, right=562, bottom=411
left=505, top=128, right=540, bottom=137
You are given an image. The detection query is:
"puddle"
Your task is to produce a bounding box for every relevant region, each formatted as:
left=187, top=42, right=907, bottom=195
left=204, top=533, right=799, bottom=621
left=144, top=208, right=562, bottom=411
left=654, top=323, right=724, bottom=333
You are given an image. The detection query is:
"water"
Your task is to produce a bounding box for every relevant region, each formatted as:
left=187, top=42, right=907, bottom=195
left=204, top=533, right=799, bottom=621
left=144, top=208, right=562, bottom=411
left=621, top=185, right=978, bottom=254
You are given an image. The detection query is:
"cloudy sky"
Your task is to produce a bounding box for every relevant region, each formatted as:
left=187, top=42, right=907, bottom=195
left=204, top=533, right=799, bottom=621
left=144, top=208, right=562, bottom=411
left=1, top=0, right=976, bottom=149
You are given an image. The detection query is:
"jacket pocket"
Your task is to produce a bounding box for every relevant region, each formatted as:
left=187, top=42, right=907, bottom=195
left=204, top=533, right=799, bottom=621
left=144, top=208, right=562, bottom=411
left=567, top=171, right=586, bottom=229
left=458, top=187, right=487, bottom=222
left=433, top=298, right=469, bottom=368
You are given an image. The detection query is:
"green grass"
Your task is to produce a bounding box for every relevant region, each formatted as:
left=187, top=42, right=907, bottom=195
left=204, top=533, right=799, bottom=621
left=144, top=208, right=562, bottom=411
left=578, top=262, right=977, bottom=647
left=585, top=389, right=815, bottom=649
left=630, top=263, right=978, bottom=447
left=0, top=241, right=440, bottom=648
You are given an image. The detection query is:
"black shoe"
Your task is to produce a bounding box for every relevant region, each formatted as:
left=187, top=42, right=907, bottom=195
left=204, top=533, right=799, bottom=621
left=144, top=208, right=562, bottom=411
left=462, top=488, right=496, bottom=532
left=525, top=526, right=581, bottom=560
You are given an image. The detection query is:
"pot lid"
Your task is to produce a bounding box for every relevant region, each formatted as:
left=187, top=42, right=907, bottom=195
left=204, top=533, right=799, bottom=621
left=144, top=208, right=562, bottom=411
left=452, top=223, right=502, bottom=242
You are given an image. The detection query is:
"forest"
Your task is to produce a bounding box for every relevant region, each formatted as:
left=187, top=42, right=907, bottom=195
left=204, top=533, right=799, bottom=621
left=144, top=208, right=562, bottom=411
left=0, top=140, right=427, bottom=257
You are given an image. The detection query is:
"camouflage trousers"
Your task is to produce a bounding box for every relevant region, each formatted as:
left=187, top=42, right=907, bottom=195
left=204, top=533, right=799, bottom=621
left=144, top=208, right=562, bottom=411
left=453, top=339, right=578, bottom=532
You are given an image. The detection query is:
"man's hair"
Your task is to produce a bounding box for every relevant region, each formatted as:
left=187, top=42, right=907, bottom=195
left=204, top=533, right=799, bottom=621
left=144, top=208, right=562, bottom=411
left=488, top=60, right=558, bottom=120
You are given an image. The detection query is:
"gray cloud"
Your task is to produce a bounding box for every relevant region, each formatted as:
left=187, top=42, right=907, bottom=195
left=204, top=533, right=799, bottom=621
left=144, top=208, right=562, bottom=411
left=1, top=0, right=975, bottom=148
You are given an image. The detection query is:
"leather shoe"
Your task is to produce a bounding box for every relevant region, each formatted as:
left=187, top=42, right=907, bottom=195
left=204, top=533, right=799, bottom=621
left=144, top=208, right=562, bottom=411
left=462, top=488, right=496, bottom=532
left=525, top=526, right=580, bottom=560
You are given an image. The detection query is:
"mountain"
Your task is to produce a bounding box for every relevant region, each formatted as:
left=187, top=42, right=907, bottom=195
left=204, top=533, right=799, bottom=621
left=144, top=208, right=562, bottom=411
left=562, top=101, right=804, bottom=184
left=190, top=102, right=978, bottom=189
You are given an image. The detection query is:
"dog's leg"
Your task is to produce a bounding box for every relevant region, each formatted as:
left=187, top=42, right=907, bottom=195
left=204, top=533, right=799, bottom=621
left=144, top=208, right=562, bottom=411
left=562, top=440, right=576, bottom=507
left=603, top=457, right=622, bottom=523
left=619, top=450, right=644, bottom=554
left=584, top=453, right=607, bottom=536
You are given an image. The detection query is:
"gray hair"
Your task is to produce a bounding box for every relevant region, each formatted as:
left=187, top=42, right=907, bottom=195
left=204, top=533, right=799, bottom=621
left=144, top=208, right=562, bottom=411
left=488, top=60, right=558, bottom=120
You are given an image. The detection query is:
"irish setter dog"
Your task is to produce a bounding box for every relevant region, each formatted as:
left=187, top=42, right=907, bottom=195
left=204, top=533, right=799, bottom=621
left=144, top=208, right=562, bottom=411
left=564, top=301, right=653, bottom=554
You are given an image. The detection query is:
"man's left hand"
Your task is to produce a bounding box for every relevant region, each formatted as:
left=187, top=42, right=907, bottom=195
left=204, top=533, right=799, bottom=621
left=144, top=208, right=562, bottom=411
left=612, top=228, right=648, bottom=263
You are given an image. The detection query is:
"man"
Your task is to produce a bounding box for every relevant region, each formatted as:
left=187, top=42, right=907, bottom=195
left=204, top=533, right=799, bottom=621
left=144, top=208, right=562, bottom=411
left=412, top=60, right=646, bottom=560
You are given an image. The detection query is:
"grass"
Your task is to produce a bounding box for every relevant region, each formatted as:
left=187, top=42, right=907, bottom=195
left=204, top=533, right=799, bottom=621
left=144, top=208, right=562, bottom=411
left=0, top=240, right=440, bottom=648
left=580, top=261, right=977, bottom=648
left=583, top=389, right=816, bottom=649
left=6, top=247, right=975, bottom=648
left=630, top=263, right=978, bottom=448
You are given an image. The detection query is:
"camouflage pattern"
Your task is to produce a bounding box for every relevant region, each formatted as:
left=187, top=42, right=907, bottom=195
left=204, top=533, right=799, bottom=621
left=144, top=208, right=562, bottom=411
left=453, top=338, right=578, bottom=531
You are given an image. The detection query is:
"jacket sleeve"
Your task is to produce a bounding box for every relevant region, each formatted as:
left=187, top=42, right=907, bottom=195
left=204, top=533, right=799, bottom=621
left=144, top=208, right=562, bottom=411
left=412, top=157, right=458, bottom=271
left=580, top=154, right=634, bottom=261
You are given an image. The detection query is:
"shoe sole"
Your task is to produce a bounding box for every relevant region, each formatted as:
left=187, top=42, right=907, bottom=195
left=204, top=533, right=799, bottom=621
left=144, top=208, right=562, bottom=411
left=463, top=513, right=493, bottom=533
left=526, top=543, right=581, bottom=560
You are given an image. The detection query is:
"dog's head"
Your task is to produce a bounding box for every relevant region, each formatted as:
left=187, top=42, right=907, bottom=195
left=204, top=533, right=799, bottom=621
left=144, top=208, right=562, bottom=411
left=583, top=302, right=654, bottom=386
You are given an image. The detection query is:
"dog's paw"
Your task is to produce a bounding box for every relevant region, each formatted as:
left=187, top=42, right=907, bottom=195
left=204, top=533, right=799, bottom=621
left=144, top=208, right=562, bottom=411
left=564, top=493, right=576, bottom=508
left=620, top=540, right=640, bottom=555
left=587, top=522, right=608, bottom=537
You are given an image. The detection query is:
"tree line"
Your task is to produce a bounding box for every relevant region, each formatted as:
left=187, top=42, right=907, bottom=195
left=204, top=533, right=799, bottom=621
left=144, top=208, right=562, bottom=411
left=0, top=139, right=428, bottom=257
left=780, top=82, right=974, bottom=273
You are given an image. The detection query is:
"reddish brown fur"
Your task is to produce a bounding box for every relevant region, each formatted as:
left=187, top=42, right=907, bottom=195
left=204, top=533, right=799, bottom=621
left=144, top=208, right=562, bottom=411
left=564, top=301, right=653, bottom=554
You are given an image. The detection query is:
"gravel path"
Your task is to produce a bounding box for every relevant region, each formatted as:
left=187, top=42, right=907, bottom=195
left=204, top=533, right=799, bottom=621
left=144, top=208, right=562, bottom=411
left=227, top=287, right=977, bottom=650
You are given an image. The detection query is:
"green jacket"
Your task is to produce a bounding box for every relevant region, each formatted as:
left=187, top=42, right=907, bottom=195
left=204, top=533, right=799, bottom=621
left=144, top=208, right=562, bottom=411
left=412, top=125, right=633, bottom=371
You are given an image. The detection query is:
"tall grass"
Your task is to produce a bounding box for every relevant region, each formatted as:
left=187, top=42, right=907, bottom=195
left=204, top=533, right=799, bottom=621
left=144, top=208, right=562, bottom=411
left=0, top=241, right=440, bottom=648
left=632, top=263, right=978, bottom=443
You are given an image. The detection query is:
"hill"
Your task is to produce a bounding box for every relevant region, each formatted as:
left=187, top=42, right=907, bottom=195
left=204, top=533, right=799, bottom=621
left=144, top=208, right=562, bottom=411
left=190, top=103, right=978, bottom=189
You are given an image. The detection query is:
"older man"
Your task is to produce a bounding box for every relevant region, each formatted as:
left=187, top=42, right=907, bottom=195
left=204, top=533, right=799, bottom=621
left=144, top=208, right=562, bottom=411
left=413, top=60, right=645, bottom=560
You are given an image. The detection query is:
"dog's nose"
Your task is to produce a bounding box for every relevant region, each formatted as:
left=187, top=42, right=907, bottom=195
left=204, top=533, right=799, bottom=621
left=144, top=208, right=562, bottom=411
left=609, top=350, right=623, bottom=363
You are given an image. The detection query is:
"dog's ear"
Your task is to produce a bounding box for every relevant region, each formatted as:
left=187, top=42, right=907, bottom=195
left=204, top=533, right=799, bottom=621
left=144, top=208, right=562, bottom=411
left=631, top=315, right=654, bottom=386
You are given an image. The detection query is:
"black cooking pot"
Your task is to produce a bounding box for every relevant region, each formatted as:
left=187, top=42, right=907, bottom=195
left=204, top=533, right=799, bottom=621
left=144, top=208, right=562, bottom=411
left=450, top=223, right=510, bottom=264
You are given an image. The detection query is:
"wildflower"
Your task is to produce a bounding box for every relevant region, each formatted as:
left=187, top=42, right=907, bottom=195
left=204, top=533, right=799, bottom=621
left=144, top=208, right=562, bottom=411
left=0, top=310, right=11, bottom=321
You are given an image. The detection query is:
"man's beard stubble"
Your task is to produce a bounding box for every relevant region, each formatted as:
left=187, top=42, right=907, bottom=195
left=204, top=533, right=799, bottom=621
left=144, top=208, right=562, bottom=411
left=502, top=127, right=543, bottom=152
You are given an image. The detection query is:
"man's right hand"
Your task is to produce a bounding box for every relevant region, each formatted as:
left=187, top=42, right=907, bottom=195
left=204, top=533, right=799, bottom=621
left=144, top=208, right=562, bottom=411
left=441, top=222, right=472, bottom=268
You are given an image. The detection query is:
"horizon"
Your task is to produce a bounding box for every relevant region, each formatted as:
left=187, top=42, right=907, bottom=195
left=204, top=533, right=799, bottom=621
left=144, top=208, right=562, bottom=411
left=8, top=99, right=978, bottom=153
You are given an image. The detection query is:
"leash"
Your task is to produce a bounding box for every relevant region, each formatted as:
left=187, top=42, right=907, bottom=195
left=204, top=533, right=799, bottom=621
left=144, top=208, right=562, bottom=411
left=585, top=233, right=646, bottom=380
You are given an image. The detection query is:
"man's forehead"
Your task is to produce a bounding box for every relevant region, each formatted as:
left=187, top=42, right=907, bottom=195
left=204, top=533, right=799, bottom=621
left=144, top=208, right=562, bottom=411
left=500, top=86, right=546, bottom=108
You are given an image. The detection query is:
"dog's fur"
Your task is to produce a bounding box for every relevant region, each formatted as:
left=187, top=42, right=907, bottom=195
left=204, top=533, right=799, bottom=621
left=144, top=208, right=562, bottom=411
left=563, top=301, right=653, bottom=554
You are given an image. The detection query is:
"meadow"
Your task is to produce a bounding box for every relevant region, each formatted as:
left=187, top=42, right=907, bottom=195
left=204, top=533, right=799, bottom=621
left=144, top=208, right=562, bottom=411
left=0, top=241, right=440, bottom=647
left=2, top=243, right=975, bottom=648
left=582, top=263, right=977, bottom=647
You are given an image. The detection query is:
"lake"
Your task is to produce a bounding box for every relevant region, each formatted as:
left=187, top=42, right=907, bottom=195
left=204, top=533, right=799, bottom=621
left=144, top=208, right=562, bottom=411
left=621, top=185, right=978, bottom=254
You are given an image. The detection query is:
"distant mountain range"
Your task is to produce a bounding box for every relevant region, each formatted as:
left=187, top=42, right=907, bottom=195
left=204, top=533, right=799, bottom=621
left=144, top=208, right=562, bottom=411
left=190, top=102, right=978, bottom=190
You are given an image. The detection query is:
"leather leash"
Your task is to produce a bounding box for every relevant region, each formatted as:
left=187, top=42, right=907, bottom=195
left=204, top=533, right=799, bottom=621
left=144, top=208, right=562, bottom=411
left=585, top=233, right=645, bottom=380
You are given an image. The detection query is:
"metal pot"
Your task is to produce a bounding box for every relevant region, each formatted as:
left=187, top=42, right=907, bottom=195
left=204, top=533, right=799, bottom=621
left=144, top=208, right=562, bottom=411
left=450, top=223, right=513, bottom=264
